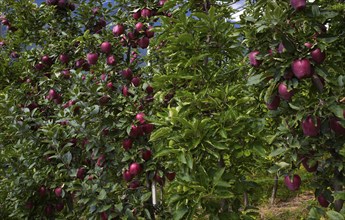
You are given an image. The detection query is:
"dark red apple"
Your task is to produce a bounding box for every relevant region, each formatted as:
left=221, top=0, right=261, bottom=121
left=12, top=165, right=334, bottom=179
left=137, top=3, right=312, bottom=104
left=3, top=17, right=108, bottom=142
left=44, top=204, right=54, bottom=216
left=146, top=85, right=154, bottom=94
left=145, top=26, right=155, bottom=38
left=142, top=149, right=152, bottom=161
left=312, top=74, right=325, bottom=92
left=142, top=123, right=154, bottom=134
left=41, top=55, right=52, bottom=66
left=123, top=170, right=133, bottom=182
left=317, top=194, right=330, bottom=207
left=284, top=174, right=301, bottom=191
left=311, top=48, right=326, bottom=64
left=61, top=69, right=71, bottom=79
left=130, top=125, right=144, bottom=137
left=46, top=0, right=58, bottom=5
left=76, top=167, right=86, bottom=180
left=35, top=63, right=45, bottom=71
left=249, top=51, right=261, bottom=67
left=141, top=8, right=152, bottom=18
left=166, top=172, right=176, bottom=181
left=54, top=187, right=62, bottom=197
left=131, top=77, right=141, bottom=87
left=266, top=95, right=280, bottom=110
left=158, top=0, right=167, bottom=6
left=59, top=54, right=69, bottom=64
left=283, top=69, right=294, bottom=80
left=135, top=112, right=145, bottom=124
left=302, top=116, right=321, bottom=137
left=87, top=53, right=98, bottom=65
left=154, top=173, right=164, bottom=186
left=123, top=138, right=133, bottom=151
left=106, top=55, right=116, bottom=66
left=129, top=180, right=140, bottom=189
left=290, top=0, right=306, bottom=11
left=48, top=89, right=58, bottom=100
left=25, top=201, right=34, bottom=210
left=96, top=154, right=106, bottom=167
left=99, top=95, right=110, bottom=106
left=106, top=82, right=114, bottom=90
left=301, top=157, right=318, bottom=172
left=55, top=203, right=64, bottom=212
left=330, top=117, right=345, bottom=135
left=39, top=185, right=47, bottom=197
left=112, top=24, right=125, bottom=36
left=1, top=18, right=9, bottom=26
left=278, top=83, right=294, bottom=100
left=291, top=59, right=312, bottom=79
left=122, top=85, right=129, bottom=97
left=100, top=42, right=112, bottom=54
left=133, top=10, right=141, bottom=20
left=122, top=68, right=133, bottom=79
left=100, top=212, right=108, bottom=220
left=138, top=37, right=150, bottom=49
left=129, top=162, right=142, bottom=176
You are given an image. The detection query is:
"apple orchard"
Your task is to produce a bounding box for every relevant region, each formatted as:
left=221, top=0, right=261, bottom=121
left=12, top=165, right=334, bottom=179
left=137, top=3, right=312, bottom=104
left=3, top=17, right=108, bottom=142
left=0, top=0, right=344, bottom=219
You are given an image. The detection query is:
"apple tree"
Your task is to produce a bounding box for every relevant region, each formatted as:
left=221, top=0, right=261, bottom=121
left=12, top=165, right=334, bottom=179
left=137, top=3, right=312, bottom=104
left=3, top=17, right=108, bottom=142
left=146, top=0, right=267, bottom=219
left=0, top=0, right=173, bottom=219
left=241, top=0, right=345, bottom=217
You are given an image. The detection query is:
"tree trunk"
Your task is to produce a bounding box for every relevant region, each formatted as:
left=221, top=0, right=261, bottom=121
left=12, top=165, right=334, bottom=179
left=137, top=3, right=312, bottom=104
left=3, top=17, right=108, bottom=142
left=270, top=174, right=279, bottom=205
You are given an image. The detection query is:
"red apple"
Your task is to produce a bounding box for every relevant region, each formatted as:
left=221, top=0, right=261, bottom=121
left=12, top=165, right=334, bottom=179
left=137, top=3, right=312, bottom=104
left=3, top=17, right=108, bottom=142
left=41, top=55, right=53, bottom=66
left=284, top=174, right=301, bottom=191
left=266, top=95, right=280, bottom=110
left=291, top=59, right=312, bottom=79
left=278, top=83, right=294, bottom=100
left=54, top=187, right=62, bottom=197
left=130, top=125, right=144, bottom=137
left=100, top=41, right=112, bottom=54
left=106, top=82, right=114, bottom=90
left=44, top=204, right=54, bottom=216
left=329, top=117, right=345, bottom=135
left=142, top=123, right=154, bottom=134
left=138, top=37, right=150, bottom=49
left=106, top=55, right=116, bottom=66
left=99, top=95, right=110, bottom=106
left=317, top=194, right=330, bottom=207
left=133, top=10, right=141, bottom=20
left=112, top=24, right=125, bottom=36
left=122, top=68, right=133, bottom=79
left=122, top=139, right=133, bottom=151
left=142, top=149, right=152, bottom=161
left=249, top=51, right=261, bottom=67
left=87, top=53, right=98, bottom=65
left=100, top=212, right=108, bottom=220
left=55, top=203, right=64, bottom=212
left=39, top=185, right=47, bottom=197
left=122, top=85, right=129, bottom=97
left=154, top=173, right=164, bottom=186
left=135, top=22, right=144, bottom=32
left=301, top=157, right=318, bottom=172
left=166, top=172, right=176, bottom=181
left=290, top=0, right=306, bottom=11
left=135, top=112, right=146, bottom=124
left=129, top=180, right=140, bottom=189
left=158, top=0, right=167, bottom=6
left=311, top=48, right=326, bottom=64
left=146, top=85, right=154, bottom=94
left=304, top=42, right=313, bottom=49
left=131, top=77, right=141, bottom=87
left=302, top=116, right=321, bottom=137
left=123, top=170, right=133, bottom=182
left=76, top=167, right=86, bottom=180
left=96, top=154, right=106, bottom=167
left=141, top=8, right=152, bottom=18
left=48, top=89, right=58, bottom=100
left=129, top=162, right=142, bottom=176
left=59, top=54, right=69, bottom=64
left=145, top=26, right=155, bottom=38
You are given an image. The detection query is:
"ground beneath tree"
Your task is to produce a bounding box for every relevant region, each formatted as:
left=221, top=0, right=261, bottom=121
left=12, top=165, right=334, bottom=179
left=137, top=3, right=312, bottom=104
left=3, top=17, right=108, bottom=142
left=259, top=191, right=315, bottom=220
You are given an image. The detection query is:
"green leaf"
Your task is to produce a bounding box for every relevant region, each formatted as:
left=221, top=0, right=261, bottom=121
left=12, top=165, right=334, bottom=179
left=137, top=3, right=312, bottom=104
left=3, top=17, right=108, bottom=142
left=269, top=147, right=287, bottom=157
left=140, top=192, right=152, bottom=203
left=173, top=206, right=188, bottom=220
left=247, top=74, right=264, bottom=86
left=213, top=167, right=225, bottom=185
left=62, top=152, right=72, bottom=165
left=154, top=149, right=180, bottom=159
left=326, top=210, right=344, bottom=220
left=149, top=127, right=172, bottom=142
left=98, top=189, right=107, bottom=200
